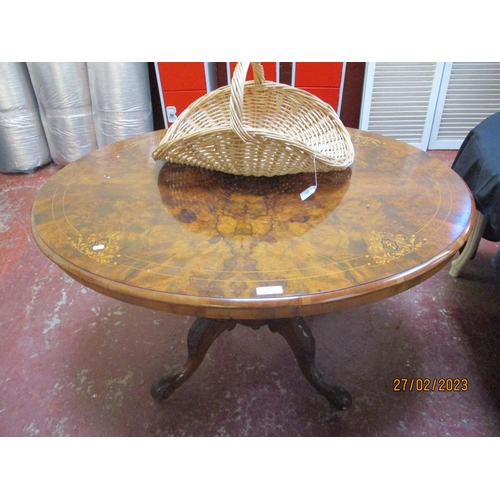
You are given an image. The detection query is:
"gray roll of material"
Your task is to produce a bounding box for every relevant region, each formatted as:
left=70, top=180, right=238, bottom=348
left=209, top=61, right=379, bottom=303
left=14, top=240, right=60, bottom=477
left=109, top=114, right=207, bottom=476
left=0, top=62, right=51, bottom=173
left=27, top=62, right=97, bottom=166
left=87, top=62, right=153, bottom=148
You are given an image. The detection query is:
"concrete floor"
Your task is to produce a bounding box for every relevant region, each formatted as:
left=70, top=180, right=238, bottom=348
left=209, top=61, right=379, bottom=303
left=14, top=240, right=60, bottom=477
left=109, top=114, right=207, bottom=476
left=1, top=151, right=500, bottom=437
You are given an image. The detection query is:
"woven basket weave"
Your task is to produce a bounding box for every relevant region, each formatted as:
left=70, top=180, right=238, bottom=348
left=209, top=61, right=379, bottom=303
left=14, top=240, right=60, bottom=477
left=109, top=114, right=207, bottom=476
left=152, top=62, right=355, bottom=176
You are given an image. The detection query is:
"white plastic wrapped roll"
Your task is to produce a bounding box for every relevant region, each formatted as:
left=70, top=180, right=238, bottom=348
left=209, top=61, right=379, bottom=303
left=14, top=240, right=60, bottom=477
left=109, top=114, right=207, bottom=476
left=27, top=62, right=97, bottom=166
left=0, top=62, right=51, bottom=173
left=87, top=62, right=153, bottom=148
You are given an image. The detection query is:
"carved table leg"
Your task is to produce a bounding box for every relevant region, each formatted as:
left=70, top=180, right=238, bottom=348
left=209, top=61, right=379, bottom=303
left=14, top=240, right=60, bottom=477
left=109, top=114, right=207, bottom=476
left=151, top=317, right=236, bottom=401
left=268, top=317, right=352, bottom=410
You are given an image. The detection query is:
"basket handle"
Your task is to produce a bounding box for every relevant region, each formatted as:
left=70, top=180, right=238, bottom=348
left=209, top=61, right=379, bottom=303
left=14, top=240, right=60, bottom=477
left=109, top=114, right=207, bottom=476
left=229, top=62, right=265, bottom=142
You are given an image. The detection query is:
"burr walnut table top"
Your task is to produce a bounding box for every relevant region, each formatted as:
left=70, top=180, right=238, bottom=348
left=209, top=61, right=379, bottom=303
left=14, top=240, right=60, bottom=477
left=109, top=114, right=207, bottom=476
left=32, top=129, right=474, bottom=320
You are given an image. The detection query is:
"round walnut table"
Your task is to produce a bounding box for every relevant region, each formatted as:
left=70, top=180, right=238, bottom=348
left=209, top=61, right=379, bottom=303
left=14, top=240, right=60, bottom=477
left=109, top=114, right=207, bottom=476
left=31, top=129, right=474, bottom=410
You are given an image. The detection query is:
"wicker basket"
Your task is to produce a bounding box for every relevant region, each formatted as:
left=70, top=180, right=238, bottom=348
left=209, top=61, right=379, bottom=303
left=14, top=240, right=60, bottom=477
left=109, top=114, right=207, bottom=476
left=152, top=62, right=355, bottom=176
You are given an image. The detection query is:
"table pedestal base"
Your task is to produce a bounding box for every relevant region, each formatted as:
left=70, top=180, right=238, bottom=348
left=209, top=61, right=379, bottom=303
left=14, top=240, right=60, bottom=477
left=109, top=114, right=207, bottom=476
left=151, top=317, right=352, bottom=410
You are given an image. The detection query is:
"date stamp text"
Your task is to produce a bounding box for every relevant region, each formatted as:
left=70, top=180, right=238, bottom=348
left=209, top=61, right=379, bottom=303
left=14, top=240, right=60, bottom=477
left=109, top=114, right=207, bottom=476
left=393, top=378, right=468, bottom=392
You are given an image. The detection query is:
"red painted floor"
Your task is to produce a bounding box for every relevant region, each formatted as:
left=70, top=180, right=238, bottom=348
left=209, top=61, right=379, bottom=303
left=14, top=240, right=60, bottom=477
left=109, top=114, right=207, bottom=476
left=1, top=151, right=500, bottom=436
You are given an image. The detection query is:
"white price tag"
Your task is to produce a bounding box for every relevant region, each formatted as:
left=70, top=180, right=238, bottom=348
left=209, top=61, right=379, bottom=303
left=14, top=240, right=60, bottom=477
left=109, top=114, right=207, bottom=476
left=300, top=185, right=317, bottom=201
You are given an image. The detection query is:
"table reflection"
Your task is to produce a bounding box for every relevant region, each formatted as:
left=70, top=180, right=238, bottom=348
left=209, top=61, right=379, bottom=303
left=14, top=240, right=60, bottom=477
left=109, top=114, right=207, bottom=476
left=158, top=163, right=351, bottom=242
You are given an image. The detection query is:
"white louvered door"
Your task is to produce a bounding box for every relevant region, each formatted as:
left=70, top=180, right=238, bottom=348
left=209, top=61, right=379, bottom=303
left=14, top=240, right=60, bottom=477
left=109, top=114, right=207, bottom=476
left=360, top=62, right=500, bottom=150
left=428, top=62, right=500, bottom=149
left=360, top=62, right=445, bottom=150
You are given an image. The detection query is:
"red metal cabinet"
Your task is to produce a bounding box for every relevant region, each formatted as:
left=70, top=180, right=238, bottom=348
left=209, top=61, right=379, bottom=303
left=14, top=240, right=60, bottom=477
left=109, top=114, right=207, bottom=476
left=294, top=62, right=343, bottom=111
left=155, top=62, right=345, bottom=128
left=156, top=62, right=210, bottom=126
